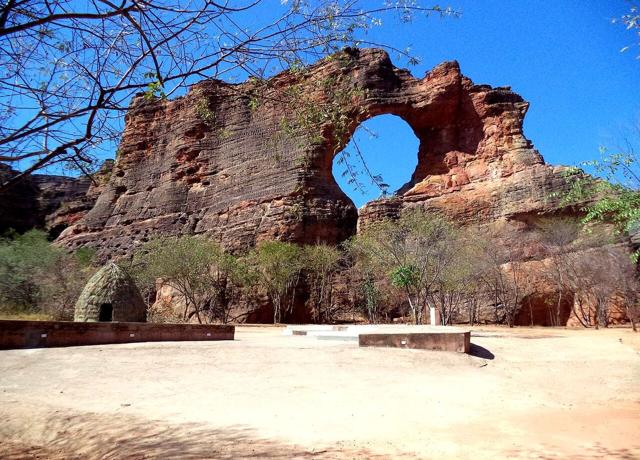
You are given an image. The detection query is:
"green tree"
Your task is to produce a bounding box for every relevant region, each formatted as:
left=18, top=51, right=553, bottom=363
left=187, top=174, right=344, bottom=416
left=360, top=276, right=384, bottom=323
left=0, top=230, right=57, bottom=310
left=132, top=236, right=244, bottom=324
left=0, top=230, right=95, bottom=319
left=303, top=244, right=342, bottom=323
left=344, top=239, right=397, bottom=324
left=350, top=209, right=457, bottom=324
left=562, top=128, right=640, bottom=259
left=250, top=241, right=304, bottom=324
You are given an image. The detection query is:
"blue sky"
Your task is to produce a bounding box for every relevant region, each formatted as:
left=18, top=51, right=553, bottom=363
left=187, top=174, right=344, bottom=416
left=333, top=1, right=640, bottom=207
left=17, top=1, right=637, bottom=208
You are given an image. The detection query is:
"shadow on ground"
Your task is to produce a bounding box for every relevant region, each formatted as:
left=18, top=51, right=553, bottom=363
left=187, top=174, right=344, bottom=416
left=469, top=343, right=495, bottom=360
left=0, top=408, right=398, bottom=459
left=504, top=443, right=640, bottom=460
left=472, top=332, right=564, bottom=339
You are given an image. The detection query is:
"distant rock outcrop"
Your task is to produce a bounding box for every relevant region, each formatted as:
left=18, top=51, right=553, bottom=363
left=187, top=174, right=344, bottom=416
left=0, top=160, right=112, bottom=237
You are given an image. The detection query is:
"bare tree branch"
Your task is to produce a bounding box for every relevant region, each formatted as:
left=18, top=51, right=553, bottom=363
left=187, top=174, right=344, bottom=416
left=0, top=0, right=457, bottom=188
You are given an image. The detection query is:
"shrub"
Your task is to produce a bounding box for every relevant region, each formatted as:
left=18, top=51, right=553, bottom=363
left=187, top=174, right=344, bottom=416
left=132, top=236, right=247, bottom=324
left=0, top=230, right=95, bottom=319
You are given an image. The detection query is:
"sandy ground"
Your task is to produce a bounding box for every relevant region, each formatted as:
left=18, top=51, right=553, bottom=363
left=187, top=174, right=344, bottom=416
left=0, top=325, right=639, bottom=459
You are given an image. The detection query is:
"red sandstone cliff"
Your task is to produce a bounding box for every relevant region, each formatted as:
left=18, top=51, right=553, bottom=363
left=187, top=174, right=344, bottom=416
left=55, top=48, right=587, bottom=261
left=47, top=48, right=635, bottom=325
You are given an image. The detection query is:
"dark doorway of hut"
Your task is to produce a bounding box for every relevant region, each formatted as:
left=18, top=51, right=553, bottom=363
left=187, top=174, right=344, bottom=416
left=99, top=303, right=113, bottom=322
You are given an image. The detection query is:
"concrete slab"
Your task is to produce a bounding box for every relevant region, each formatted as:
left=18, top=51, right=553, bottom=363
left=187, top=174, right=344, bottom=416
left=359, top=329, right=470, bottom=353
left=283, top=325, right=338, bottom=336
left=315, top=333, right=359, bottom=342
left=309, top=331, right=359, bottom=341
left=284, top=324, right=471, bottom=352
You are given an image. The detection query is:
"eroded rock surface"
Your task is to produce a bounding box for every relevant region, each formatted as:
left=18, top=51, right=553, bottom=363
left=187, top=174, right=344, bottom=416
left=56, top=48, right=585, bottom=262
left=36, top=47, right=634, bottom=326
left=0, top=160, right=113, bottom=238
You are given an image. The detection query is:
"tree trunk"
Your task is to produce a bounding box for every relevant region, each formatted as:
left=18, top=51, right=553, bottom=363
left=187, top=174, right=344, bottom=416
left=406, top=293, right=418, bottom=324
left=273, top=294, right=281, bottom=324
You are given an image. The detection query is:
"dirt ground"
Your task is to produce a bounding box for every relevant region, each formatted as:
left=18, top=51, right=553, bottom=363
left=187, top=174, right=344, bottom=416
left=0, top=325, right=638, bottom=459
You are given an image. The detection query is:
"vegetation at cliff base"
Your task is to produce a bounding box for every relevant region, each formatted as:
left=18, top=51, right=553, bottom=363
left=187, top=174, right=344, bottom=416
left=0, top=230, right=95, bottom=320
left=125, top=209, right=639, bottom=329
left=562, top=124, right=640, bottom=262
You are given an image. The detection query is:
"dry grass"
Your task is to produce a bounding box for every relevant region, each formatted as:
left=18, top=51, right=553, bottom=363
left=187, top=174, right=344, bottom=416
left=0, top=310, right=53, bottom=321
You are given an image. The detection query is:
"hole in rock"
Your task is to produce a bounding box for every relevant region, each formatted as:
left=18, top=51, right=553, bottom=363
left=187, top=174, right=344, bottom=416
left=332, top=114, right=419, bottom=209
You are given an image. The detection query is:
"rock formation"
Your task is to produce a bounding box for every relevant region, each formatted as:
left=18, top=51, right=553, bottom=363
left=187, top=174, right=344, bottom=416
left=12, top=47, right=624, bottom=326
left=56, top=48, right=585, bottom=262
left=0, top=160, right=112, bottom=237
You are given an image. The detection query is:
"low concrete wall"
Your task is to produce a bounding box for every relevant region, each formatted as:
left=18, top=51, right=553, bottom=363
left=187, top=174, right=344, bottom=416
left=0, top=320, right=234, bottom=350
left=359, top=331, right=470, bottom=353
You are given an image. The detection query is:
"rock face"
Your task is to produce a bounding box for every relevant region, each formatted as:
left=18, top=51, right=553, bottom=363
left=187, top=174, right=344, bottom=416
left=44, top=160, right=114, bottom=237
left=56, top=48, right=579, bottom=262
left=0, top=160, right=112, bottom=237
left=74, top=262, right=146, bottom=322
left=43, top=47, right=633, bottom=326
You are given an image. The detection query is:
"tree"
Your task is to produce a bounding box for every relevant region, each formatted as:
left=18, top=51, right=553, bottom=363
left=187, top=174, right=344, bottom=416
left=0, top=230, right=56, bottom=310
left=567, top=246, right=640, bottom=330
left=536, top=217, right=584, bottom=326
left=250, top=240, right=303, bottom=324
left=350, top=208, right=457, bottom=324
left=476, top=235, right=533, bottom=328
left=40, top=246, right=97, bottom=320
left=562, top=122, right=640, bottom=259
left=344, top=239, right=398, bottom=324
left=303, top=244, right=341, bottom=323
left=428, top=232, right=483, bottom=326
left=0, top=0, right=454, bottom=186
left=132, top=235, right=244, bottom=324
left=358, top=276, right=384, bottom=323
left=616, top=251, right=640, bottom=332
left=0, top=229, right=95, bottom=319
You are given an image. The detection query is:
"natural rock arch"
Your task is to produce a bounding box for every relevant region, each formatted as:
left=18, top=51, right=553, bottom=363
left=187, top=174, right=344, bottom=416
left=57, top=48, right=566, bottom=261
left=331, top=114, right=420, bottom=208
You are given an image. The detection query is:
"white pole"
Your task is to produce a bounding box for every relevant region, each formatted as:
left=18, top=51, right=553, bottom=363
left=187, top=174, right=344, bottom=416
left=429, top=306, right=436, bottom=326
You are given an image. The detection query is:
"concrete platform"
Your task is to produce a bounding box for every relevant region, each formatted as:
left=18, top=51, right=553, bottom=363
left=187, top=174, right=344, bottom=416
left=313, top=331, right=359, bottom=341
left=359, top=328, right=470, bottom=353
left=284, top=324, right=471, bottom=353
left=283, top=325, right=347, bottom=336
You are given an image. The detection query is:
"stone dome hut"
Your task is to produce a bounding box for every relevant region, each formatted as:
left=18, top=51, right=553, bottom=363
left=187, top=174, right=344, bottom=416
left=74, top=263, right=146, bottom=322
